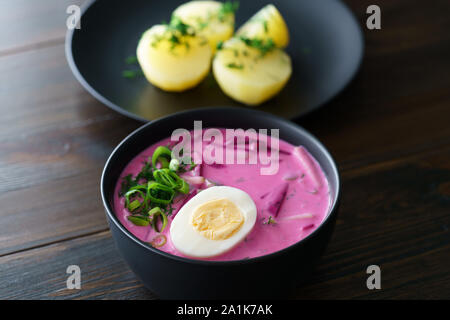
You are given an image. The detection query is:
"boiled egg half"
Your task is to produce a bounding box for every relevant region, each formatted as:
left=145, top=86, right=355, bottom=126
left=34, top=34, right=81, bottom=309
left=170, top=186, right=257, bottom=258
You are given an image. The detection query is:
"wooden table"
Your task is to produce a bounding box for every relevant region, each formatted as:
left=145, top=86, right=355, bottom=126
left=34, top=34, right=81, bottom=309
left=1, top=0, right=449, bottom=299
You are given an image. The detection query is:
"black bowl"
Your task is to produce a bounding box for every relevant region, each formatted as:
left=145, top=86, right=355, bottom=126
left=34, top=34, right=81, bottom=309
left=101, top=107, right=340, bottom=299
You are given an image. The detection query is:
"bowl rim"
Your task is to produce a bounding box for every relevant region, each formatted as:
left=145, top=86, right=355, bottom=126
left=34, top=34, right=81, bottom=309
left=100, top=106, right=341, bottom=266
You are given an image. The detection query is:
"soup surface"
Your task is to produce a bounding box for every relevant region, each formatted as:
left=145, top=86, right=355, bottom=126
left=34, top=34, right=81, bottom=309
left=114, top=129, right=331, bottom=260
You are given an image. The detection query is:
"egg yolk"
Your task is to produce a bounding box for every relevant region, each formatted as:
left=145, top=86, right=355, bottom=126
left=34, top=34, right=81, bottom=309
left=190, top=199, right=244, bottom=240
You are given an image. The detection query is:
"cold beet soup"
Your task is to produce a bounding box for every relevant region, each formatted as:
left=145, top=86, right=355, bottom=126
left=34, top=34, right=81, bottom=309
left=114, top=128, right=331, bottom=261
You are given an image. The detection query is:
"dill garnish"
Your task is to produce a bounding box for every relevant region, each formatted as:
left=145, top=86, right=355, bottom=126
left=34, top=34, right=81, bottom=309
left=122, top=69, right=144, bottom=79
left=227, top=62, right=244, bottom=69
left=218, top=1, right=239, bottom=22
left=263, top=216, right=277, bottom=225
left=263, top=20, right=269, bottom=33
left=125, top=55, right=138, bottom=64
left=239, top=36, right=276, bottom=56
left=167, top=15, right=196, bottom=37
left=216, top=40, right=224, bottom=51
left=151, top=15, right=197, bottom=51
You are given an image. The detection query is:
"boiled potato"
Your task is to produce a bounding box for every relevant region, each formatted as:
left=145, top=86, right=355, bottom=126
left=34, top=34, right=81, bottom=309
left=137, top=23, right=212, bottom=92
left=173, top=1, right=236, bottom=54
left=213, top=37, right=292, bottom=105
left=236, top=4, right=289, bottom=48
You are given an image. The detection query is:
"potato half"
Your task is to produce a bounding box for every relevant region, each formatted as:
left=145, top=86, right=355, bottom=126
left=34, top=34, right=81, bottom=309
left=213, top=37, right=292, bottom=106
left=173, top=0, right=235, bottom=54
left=236, top=4, right=289, bottom=48
left=137, top=24, right=212, bottom=92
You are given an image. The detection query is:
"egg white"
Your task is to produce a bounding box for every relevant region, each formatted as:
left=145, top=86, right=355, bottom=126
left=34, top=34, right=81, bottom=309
left=170, top=186, right=257, bottom=258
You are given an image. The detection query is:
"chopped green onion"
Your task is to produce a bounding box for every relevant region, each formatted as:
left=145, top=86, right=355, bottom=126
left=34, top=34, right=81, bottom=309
left=146, top=181, right=175, bottom=205
left=128, top=184, right=147, bottom=192
left=159, top=157, right=170, bottom=169
left=128, top=199, right=142, bottom=212
left=153, top=169, right=178, bottom=189
left=169, top=158, right=180, bottom=171
left=121, top=144, right=193, bottom=225
left=177, top=179, right=190, bottom=194
left=150, top=234, right=167, bottom=248
left=148, top=207, right=168, bottom=233
left=127, top=215, right=150, bottom=226
left=153, top=169, right=190, bottom=194
left=124, top=189, right=146, bottom=211
left=152, top=146, right=172, bottom=169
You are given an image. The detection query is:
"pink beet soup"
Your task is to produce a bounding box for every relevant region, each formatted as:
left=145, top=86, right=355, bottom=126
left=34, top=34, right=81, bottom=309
left=114, top=129, right=331, bottom=261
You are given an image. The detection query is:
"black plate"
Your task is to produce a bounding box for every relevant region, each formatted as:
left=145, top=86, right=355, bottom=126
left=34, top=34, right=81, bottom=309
left=66, top=0, right=364, bottom=121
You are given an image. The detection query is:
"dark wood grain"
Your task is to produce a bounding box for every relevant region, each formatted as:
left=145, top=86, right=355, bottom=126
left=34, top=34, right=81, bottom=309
left=0, top=44, right=137, bottom=255
left=0, top=0, right=84, bottom=56
left=0, top=0, right=449, bottom=299
left=0, top=231, right=155, bottom=300
left=298, top=0, right=450, bottom=171
left=296, top=146, right=450, bottom=299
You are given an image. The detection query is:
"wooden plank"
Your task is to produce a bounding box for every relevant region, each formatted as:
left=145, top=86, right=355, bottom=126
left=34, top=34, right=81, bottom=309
left=0, top=44, right=138, bottom=255
left=0, top=169, right=108, bottom=256
left=0, top=0, right=84, bottom=55
left=298, top=0, right=450, bottom=170
left=296, top=147, right=450, bottom=299
left=0, top=43, right=138, bottom=143
left=1, top=146, right=449, bottom=299
left=0, top=231, right=156, bottom=300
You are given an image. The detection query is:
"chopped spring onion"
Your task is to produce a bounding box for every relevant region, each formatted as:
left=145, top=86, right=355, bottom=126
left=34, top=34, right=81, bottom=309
left=153, top=169, right=190, bottom=194
left=128, top=199, right=142, bottom=212
left=124, top=189, right=146, bottom=211
left=121, top=144, right=195, bottom=231
left=146, top=181, right=175, bottom=205
left=177, top=179, right=190, bottom=194
left=154, top=169, right=178, bottom=189
left=158, top=157, right=170, bottom=169
left=127, top=215, right=150, bottom=226
left=150, top=235, right=167, bottom=248
left=128, top=184, right=147, bottom=192
left=152, top=146, right=172, bottom=170
left=148, top=207, right=168, bottom=233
